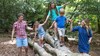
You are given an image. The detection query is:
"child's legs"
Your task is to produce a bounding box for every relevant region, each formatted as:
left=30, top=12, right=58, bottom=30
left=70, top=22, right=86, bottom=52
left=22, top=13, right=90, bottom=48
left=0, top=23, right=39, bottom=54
left=58, top=28, right=63, bottom=42
left=62, top=28, right=65, bottom=42
left=39, top=34, right=44, bottom=45
left=40, top=38, right=44, bottom=44
left=58, top=28, right=65, bottom=42
left=54, top=22, right=57, bottom=36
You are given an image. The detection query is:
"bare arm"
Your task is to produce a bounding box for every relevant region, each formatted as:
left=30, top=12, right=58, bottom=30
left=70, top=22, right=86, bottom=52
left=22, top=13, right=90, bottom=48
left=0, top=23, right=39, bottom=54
left=41, top=16, right=49, bottom=25
left=49, top=21, right=56, bottom=29
left=25, top=21, right=33, bottom=30
left=42, top=10, right=50, bottom=26
left=27, top=26, right=33, bottom=30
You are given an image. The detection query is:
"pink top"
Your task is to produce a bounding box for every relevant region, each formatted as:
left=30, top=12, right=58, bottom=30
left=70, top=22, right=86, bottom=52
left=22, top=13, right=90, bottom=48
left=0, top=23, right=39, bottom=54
left=13, top=20, right=27, bottom=38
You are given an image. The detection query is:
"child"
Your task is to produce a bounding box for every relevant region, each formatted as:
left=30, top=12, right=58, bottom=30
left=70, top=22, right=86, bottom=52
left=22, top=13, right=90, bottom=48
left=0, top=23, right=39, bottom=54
left=70, top=19, right=92, bottom=54
left=51, top=8, right=70, bottom=46
left=34, top=20, right=47, bottom=47
left=11, top=13, right=33, bottom=56
left=46, top=2, right=63, bottom=21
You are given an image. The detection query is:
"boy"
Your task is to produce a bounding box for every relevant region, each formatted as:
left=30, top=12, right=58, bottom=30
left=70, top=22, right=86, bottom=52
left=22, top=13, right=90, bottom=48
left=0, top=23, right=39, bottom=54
left=51, top=8, right=70, bottom=46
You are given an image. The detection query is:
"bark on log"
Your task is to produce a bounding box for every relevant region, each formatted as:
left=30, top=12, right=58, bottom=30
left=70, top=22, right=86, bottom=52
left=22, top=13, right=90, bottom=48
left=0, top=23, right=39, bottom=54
left=44, top=43, right=69, bottom=56
left=44, top=32, right=55, bottom=47
left=28, top=32, right=90, bottom=56
left=45, top=32, right=70, bottom=49
left=44, top=32, right=90, bottom=56
left=28, top=38, right=52, bottom=56
left=44, top=43, right=90, bottom=56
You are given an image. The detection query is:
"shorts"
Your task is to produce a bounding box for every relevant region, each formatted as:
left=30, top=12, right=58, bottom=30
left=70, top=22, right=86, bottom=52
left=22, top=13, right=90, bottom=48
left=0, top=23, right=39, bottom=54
left=58, top=28, right=65, bottom=37
left=38, top=33, right=45, bottom=39
left=16, top=37, right=28, bottom=47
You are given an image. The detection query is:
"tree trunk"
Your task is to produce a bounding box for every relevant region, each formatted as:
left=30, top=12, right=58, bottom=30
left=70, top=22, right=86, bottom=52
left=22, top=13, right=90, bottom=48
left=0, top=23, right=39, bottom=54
left=44, top=43, right=90, bottom=56
left=28, top=33, right=90, bottom=56
left=44, top=32, right=72, bottom=54
left=44, top=43, right=69, bottom=56
left=44, top=32, right=56, bottom=47
left=44, top=32, right=90, bottom=56
left=28, top=38, right=52, bottom=56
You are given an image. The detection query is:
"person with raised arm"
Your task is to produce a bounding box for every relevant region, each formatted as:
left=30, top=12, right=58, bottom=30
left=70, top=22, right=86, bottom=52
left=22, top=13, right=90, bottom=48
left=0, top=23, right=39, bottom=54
left=33, top=18, right=48, bottom=47
left=70, top=19, right=93, bottom=54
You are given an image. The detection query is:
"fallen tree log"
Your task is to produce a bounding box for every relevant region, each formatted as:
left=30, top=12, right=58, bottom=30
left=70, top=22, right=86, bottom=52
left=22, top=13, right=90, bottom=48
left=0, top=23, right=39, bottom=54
left=28, top=31, right=91, bottom=56
left=28, top=38, right=52, bottom=56
left=44, top=43, right=68, bottom=56
left=44, top=32, right=56, bottom=47
left=45, top=32, right=72, bottom=51
left=45, top=32, right=71, bottom=49
left=44, top=32, right=90, bottom=56
left=44, top=43, right=90, bottom=56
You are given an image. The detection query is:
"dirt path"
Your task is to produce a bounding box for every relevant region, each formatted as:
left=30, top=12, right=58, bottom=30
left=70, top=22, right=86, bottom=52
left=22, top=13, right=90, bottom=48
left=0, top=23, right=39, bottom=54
left=0, top=37, right=34, bottom=56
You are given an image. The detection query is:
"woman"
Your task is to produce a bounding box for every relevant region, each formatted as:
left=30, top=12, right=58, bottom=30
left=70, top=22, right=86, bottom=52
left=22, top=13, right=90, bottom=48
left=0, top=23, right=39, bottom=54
left=70, top=19, right=93, bottom=54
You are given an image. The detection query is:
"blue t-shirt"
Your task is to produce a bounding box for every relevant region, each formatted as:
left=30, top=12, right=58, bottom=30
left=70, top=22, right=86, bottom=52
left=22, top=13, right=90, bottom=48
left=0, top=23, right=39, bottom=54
left=37, top=24, right=45, bottom=36
left=72, top=26, right=92, bottom=53
left=47, top=6, right=62, bottom=21
left=56, top=16, right=67, bottom=28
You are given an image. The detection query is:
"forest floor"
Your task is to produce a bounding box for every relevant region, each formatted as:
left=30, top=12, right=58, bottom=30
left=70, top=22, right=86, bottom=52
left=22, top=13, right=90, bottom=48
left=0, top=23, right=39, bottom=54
left=0, top=33, right=100, bottom=56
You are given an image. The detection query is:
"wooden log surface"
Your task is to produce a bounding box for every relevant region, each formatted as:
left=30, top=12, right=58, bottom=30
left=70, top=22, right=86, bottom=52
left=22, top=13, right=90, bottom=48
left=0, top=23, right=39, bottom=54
left=28, top=38, right=52, bottom=56
left=28, top=31, right=91, bottom=56
left=44, top=32, right=55, bottom=47
left=44, top=32, right=90, bottom=56
left=44, top=43, right=69, bottom=56
left=44, top=43, right=90, bottom=56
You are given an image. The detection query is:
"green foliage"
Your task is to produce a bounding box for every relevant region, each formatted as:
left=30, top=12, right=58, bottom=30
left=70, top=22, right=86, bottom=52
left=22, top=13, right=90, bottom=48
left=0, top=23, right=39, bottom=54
left=0, top=0, right=47, bottom=32
left=64, top=0, right=100, bottom=33
left=0, top=0, right=100, bottom=33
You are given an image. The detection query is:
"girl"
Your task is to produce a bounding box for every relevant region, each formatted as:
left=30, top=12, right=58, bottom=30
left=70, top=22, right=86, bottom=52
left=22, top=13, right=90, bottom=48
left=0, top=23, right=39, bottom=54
left=34, top=20, right=47, bottom=47
left=46, top=2, right=63, bottom=21
left=70, top=19, right=93, bottom=54
left=45, top=2, right=64, bottom=37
